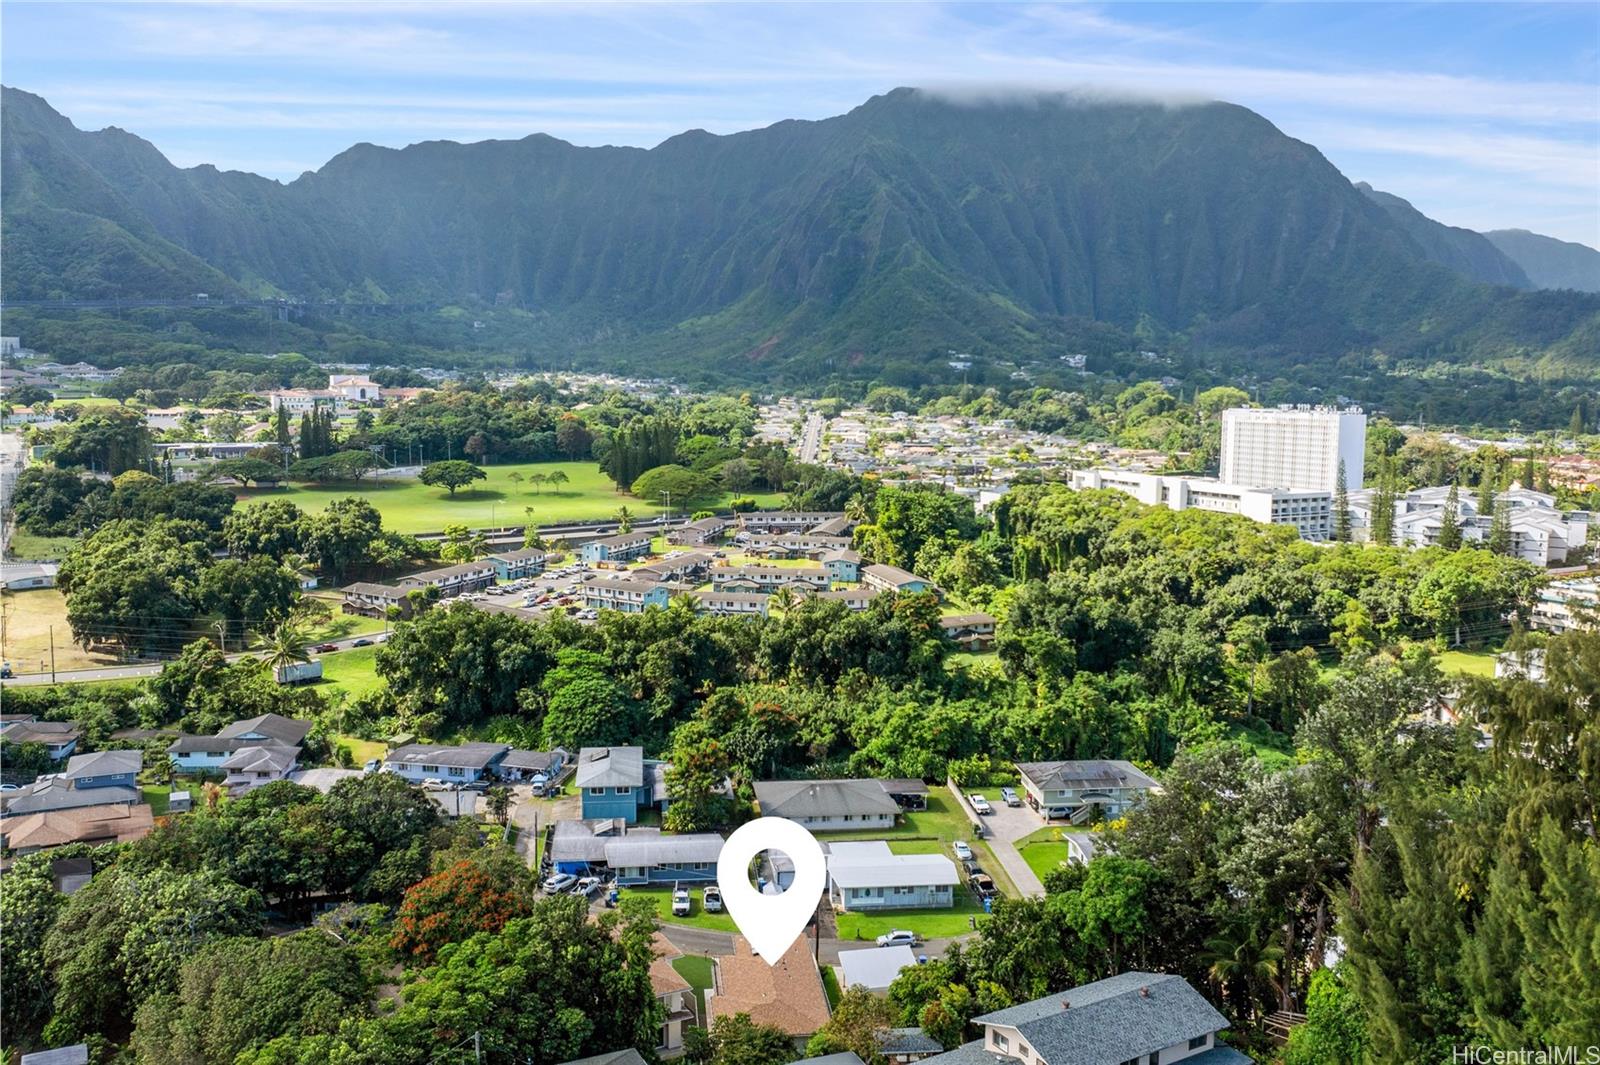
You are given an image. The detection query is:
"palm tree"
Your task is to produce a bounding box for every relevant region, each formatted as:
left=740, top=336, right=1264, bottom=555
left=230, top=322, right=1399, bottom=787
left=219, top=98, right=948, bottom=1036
left=615, top=506, right=635, bottom=533
left=771, top=586, right=800, bottom=616
left=1200, top=922, right=1286, bottom=1020
left=486, top=786, right=512, bottom=826
left=845, top=494, right=870, bottom=523
left=264, top=622, right=310, bottom=677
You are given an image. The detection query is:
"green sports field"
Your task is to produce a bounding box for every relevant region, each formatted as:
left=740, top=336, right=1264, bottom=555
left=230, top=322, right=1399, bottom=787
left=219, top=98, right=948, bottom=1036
left=233, top=461, right=782, bottom=534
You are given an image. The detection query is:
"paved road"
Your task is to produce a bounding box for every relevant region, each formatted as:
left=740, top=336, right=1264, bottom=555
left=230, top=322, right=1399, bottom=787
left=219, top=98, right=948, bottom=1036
left=0, top=631, right=389, bottom=686
left=797, top=411, right=825, bottom=464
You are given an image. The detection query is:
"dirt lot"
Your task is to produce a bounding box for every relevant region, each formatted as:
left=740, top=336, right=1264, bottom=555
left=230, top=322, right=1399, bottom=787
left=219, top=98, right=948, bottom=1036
left=1, top=589, right=125, bottom=672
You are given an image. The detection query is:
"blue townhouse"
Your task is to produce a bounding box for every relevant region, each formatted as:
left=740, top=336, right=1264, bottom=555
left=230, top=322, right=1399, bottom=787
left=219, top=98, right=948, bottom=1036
left=579, top=531, right=654, bottom=564
left=576, top=745, right=668, bottom=823
left=487, top=547, right=547, bottom=581
left=821, top=548, right=863, bottom=583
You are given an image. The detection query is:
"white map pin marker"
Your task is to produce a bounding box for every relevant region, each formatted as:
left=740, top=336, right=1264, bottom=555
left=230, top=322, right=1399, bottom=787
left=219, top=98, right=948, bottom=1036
left=717, top=816, right=826, bottom=965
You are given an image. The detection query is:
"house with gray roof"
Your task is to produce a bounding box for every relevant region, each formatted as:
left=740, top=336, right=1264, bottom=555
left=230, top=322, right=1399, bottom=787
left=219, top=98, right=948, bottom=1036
left=918, top=972, right=1247, bottom=1065
left=487, top=547, right=547, bottom=580
left=577, top=746, right=668, bottom=823
left=222, top=745, right=302, bottom=794
left=61, top=750, right=142, bottom=790
left=382, top=742, right=509, bottom=784
left=168, top=713, right=312, bottom=772
left=1, top=776, right=140, bottom=817
left=754, top=778, right=901, bottom=831
left=497, top=747, right=569, bottom=783
left=1, top=719, right=82, bottom=760
left=558, top=1050, right=647, bottom=1065
left=1013, top=760, right=1158, bottom=822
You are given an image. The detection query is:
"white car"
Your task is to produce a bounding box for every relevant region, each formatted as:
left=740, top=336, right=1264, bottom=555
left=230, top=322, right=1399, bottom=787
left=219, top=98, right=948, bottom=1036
left=1000, top=787, right=1021, bottom=807
left=969, top=794, right=993, bottom=815
left=952, top=841, right=974, bottom=862
left=575, top=876, right=602, bottom=896
left=702, top=885, right=724, bottom=912
left=542, top=873, right=578, bottom=894
left=876, top=929, right=920, bottom=947
left=672, top=887, right=692, bottom=916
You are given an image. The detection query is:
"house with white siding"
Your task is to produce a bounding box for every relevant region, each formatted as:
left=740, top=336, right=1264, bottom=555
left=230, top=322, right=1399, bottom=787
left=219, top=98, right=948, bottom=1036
left=826, top=841, right=958, bottom=911
left=382, top=742, right=509, bottom=783
left=222, top=745, right=301, bottom=794
left=1013, top=760, right=1158, bottom=823
left=753, top=779, right=901, bottom=831
left=168, top=713, right=312, bottom=772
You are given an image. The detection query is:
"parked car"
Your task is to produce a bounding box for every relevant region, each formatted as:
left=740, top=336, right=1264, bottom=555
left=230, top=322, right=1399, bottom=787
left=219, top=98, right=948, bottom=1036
left=0, top=783, right=18, bottom=792
left=969, top=794, right=993, bottom=815
left=352, top=638, right=375, bottom=648
left=702, top=885, right=724, bottom=912
left=962, top=858, right=981, bottom=877
left=542, top=873, right=578, bottom=894
left=876, top=929, right=920, bottom=948
left=969, top=873, right=998, bottom=899
left=672, top=886, right=691, bottom=916
left=952, top=841, right=973, bottom=862
left=363, top=759, right=381, bottom=772
left=0, top=663, right=13, bottom=678
left=1000, top=787, right=1021, bottom=807
left=575, top=876, right=602, bottom=897
left=422, top=780, right=458, bottom=791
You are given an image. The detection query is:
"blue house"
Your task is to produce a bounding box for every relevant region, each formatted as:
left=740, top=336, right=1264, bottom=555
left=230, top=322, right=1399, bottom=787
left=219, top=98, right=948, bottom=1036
left=487, top=548, right=546, bottom=581
left=547, top=819, right=722, bottom=884
left=821, top=549, right=863, bottom=583
left=861, top=563, right=938, bottom=597
left=605, top=830, right=723, bottom=885
left=168, top=713, right=312, bottom=772
left=576, top=746, right=668, bottom=823
left=579, top=531, right=654, bottom=564
left=62, top=750, right=142, bottom=790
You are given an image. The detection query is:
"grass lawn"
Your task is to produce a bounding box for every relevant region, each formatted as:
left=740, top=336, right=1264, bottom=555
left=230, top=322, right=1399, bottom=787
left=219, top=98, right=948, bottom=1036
left=1, top=589, right=126, bottom=672
left=671, top=954, right=716, bottom=1023
left=334, top=733, right=387, bottom=766
left=834, top=896, right=990, bottom=943
left=312, top=646, right=384, bottom=699
left=821, top=965, right=844, bottom=1010
left=624, top=885, right=740, bottom=933
left=6, top=531, right=78, bottom=561
left=235, top=461, right=783, bottom=534
left=948, top=651, right=1001, bottom=675
left=302, top=593, right=389, bottom=640
left=1019, top=839, right=1072, bottom=884
left=142, top=783, right=173, bottom=815
left=1437, top=648, right=1499, bottom=678
left=822, top=791, right=975, bottom=846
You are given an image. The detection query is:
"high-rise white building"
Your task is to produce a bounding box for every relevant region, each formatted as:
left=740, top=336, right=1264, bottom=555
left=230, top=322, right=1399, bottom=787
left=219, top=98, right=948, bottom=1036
left=1219, top=406, right=1366, bottom=493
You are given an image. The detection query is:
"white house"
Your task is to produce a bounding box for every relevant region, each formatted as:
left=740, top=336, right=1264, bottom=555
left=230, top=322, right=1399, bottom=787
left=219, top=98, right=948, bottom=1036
left=826, top=841, right=959, bottom=911
left=167, top=713, right=311, bottom=772
left=1013, top=760, right=1158, bottom=823
left=382, top=742, right=509, bottom=783
left=222, top=745, right=301, bottom=794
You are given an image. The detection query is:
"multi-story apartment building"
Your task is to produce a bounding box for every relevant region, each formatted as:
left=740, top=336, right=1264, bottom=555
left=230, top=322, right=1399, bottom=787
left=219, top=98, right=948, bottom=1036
left=1069, top=469, right=1335, bottom=541
left=1219, top=405, right=1366, bottom=492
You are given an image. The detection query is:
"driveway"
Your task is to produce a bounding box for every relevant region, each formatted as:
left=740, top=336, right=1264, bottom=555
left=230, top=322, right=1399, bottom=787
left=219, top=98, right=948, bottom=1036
left=510, top=786, right=580, bottom=869
left=979, top=798, right=1048, bottom=898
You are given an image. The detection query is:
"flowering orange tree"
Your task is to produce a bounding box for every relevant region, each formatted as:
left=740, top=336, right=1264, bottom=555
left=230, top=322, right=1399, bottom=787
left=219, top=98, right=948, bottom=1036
left=389, top=859, right=530, bottom=965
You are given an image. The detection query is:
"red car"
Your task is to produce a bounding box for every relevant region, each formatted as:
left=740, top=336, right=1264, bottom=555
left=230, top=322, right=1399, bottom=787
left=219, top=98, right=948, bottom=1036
left=315, top=643, right=338, bottom=654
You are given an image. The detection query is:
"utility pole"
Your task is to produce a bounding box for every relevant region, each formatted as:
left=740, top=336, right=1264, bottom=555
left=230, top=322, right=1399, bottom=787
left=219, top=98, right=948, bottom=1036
left=48, top=624, right=56, bottom=684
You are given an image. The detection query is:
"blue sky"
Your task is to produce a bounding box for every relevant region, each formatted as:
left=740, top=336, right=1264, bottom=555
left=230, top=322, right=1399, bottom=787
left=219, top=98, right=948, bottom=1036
left=4, top=1, right=1596, bottom=247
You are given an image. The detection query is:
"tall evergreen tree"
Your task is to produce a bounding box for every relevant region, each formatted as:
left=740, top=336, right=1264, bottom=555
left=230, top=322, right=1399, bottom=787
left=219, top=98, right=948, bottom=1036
left=1371, top=469, right=1397, bottom=546
left=1487, top=505, right=1512, bottom=556
left=1437, top=483, right=1463, bottom=550
left=1333, top=459, right=1351, bottom=543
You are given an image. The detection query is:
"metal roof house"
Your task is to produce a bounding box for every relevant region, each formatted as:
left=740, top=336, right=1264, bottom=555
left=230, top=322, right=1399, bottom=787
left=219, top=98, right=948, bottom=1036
left=547, top=819, right=722, bottom=884
left=580, top=531, right=654, bottom=564
left=487, top=547, right=547, bottom=580
left=862, top=564, right=938, bottom=597
left=838, top=945, right=918, bottom=992
left=754, top=779, right=901, bottom=832
left=1013, top=760, right=1159, bottom=823
left=577, top=746, right=668, bottom=823
left=826, top=841, right=959, bottom=911
left=918, top=972, right=1248, bottom=1065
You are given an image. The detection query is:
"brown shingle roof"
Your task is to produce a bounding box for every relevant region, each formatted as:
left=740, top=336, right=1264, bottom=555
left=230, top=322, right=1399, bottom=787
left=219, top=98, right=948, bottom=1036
left=708, top=936, right=831, bottom=1036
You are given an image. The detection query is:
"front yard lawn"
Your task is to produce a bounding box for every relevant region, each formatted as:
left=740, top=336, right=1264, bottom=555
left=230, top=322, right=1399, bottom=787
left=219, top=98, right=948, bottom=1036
left=624, top=886, right=740, bottom=933
left=671, top=954, right=716, bottom=1022
left=834, top=896, right=990, bottom=943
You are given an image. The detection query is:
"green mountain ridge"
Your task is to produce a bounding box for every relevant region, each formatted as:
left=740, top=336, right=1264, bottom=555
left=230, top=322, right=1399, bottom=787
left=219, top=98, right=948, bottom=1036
left=1483, top=229, right=1600, bottom=293
left=3, top=85, right=1597, bottom=377
left=1354, top=182, right=1531, bottom=289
